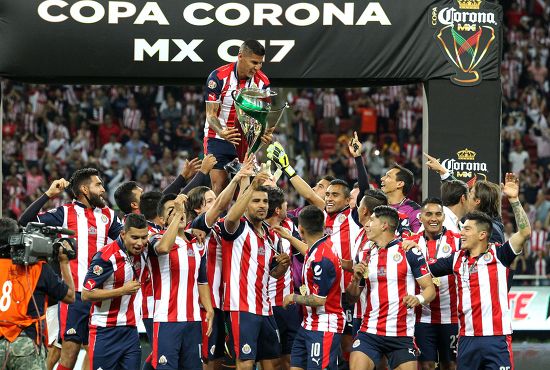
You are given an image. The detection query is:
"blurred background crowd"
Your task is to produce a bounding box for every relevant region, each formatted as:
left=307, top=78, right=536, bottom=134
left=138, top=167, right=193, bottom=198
left=2, top=0, right=550, bottom=279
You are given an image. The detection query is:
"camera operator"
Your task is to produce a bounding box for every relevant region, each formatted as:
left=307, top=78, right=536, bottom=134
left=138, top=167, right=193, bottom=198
left=0, top=217, right=75, bottom=369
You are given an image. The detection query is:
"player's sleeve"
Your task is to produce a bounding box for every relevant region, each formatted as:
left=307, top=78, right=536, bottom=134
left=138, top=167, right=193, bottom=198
left=409, top=208, right=422, bottom=233
left=191, top=213, right=212, bottom=233
left=36, top=207, right=65, bottom=227
left=149, top=233, right=164, bottom=256
left=405, top=249, right=431, bottom=279
left=107, top=216, right=123, bottom=240
left=205, top=70, right=223, bottom=102
left=40, top=263, right=69, bottom=301
left=495, top=241, right=521, bottom=268
left=427, top=254, right=455, bottom=277
left=83, top=253, right=114, bottom=290
left=310, top=257, right=337, bottom=298
left=218, top=219, right=246, bottom=241
left=198, top=254, right=208, bottom=284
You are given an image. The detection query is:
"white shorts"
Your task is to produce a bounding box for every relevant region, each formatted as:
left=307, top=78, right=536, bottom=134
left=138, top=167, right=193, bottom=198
left=46, top=304, right=62, bottom=348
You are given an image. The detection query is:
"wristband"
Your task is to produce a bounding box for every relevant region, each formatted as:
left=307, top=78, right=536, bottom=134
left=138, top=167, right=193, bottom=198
left=415, top=294, right=425, bottom=305
left=284, top=165, right=296, bottom=179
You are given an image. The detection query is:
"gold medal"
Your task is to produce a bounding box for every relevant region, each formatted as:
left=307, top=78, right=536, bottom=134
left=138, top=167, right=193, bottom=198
left=299, top=285, right=307, bottom=296
left=432, top=277, right=441, bottom=287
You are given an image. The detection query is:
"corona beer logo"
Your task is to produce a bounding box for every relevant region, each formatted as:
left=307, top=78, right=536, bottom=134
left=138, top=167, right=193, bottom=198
left=441, top=148, right=488, bottom=183
left=430, top=0, right=498, bottom=86
left=456, top=148, right=476, bottom=161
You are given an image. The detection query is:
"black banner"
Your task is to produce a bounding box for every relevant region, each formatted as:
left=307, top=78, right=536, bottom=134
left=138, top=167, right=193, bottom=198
left=424, top=79, right=502, bottom=196
left=0, top=0, right=502, bottom=85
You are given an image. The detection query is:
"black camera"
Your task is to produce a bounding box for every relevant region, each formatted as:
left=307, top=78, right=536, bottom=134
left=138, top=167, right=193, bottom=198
left=8, top=222, right=77, bottom=265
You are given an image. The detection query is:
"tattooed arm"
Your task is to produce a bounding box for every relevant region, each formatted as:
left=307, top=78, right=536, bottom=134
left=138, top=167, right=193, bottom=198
left=503, top=173, right=532, bottom=253
left=283, top=293, right=326, bottom=308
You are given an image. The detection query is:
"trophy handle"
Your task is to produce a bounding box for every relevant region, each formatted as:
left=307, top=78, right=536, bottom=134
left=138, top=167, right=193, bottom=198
left=248, top=102, right=289, bottom=154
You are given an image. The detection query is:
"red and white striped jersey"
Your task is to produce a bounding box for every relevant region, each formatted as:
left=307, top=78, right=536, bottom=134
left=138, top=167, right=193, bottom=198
left=403, top=143, right=420, bottom=163
left=268, top=218, right=297, bottom=307
left=353, top=229, right=371, bottom=320
left=141, top=221, right=162, bottom=320
left=310, top=157, right=329, bottom=179
left=37, top=201, right=122, bottom=291
left=122, top=107, right=141, bottom=130
left=399, top=109, right=415, bottom=131
left=83, top=239, right=142, bottom=327
left=204, top=62, right=270, bottom=159
left=408, top=229, right=461, bottom=324
left=219, top=217, right=279, bottom=316
left=429, top=241, right=520, bottom=336
left=148, top=232, right=207, bottom=322
left=359, top=239, right=430, bottom=337
left=301, top=236, right=345, bottom=333
left=529, top=230, right=548, bottom=254
left=324, top=207, right=362, bottom=290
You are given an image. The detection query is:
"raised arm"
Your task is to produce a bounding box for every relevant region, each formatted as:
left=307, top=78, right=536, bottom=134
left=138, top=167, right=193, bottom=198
left=348, top=131, right=369, bottom=205
left=154, top=194, right=188, bottom=255
left=19, top=178, right=70, bottom=226
left=504, top=173, right=532, bottom=252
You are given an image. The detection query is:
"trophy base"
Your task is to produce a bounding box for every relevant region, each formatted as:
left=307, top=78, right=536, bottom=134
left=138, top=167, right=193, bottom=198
left=224, top=158, right=242, bottom=175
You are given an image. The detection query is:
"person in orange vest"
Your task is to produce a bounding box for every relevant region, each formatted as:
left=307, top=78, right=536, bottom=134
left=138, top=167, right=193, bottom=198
left=0, top=217, right=75, bottom=369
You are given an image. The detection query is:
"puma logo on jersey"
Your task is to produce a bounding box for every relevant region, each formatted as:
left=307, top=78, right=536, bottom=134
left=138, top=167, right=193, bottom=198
left=312, top=357, right=320, bottom=366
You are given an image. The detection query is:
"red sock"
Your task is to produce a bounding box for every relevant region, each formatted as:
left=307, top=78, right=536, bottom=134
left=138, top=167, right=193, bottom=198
left=343, top=350, right=350, bottom=362
left=57, top=365, right=72, bottom=370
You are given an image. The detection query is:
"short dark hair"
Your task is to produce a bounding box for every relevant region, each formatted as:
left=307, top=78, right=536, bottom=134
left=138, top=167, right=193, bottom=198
left=352, top=182, right=359, bottom=189
left=240, top=40, right=265, bottom=56
left=186, top=186, right=212, bottom=221
left=298, top=206, right=325, bottom=235
left=360, top=189, right=388, bottom=213
left=140, top=191, right=163, bottom=221
left=464, top=211, right=493, bottom=237
left=472, top=181, right=501, bottom=219
left=441, top=180, right=468, bottom=207
left=392, top=163, right=414, bottom=196
left=321, top=175, right=336, bottom=183
left=69, top=168, right=100, bottom=197
left=372, top=205, right=399, bottom=233
left=115, top=181, right=140, bottom=215
left=329, top=179, right=351, bottom=198
left=124, top=213, right=148, bottom=232
left=158, top=193, right=178, bottom=218
left=266, top=187, right=285, bottom=219
left=421, top=197, right=443, bottom=209
left=0, top=218, right=19, bottom=258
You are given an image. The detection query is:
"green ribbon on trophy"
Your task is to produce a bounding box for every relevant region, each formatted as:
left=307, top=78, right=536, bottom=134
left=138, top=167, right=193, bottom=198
left=225, top=87, right=288, bottom=174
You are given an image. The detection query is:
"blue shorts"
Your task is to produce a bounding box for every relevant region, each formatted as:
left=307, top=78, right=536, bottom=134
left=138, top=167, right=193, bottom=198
left=415, top=322, right=458, bottom=363
left=273, top=304, right=301, bottom=355
left=152, top=321, right=202, bottom=370
left=457, top=335, right=513, bottom=370
left=59, top=293, right=92, bottom=345
left=352, top=331, right=417, bottom=369
left=143, top=318, right=154, bottom=343
left=89, top=326, right=141, bottom=370
left=205, top=138, right=238, bottom=169
left=342, top=294, right=354, bottom=335
left=226, top=311, right=280, bottom=361
left=290, top=326, right=341, bottom=370
left=201, top=308, right=226, bottom=361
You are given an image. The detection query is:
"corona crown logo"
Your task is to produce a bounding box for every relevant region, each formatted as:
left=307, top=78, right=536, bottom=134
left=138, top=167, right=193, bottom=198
left=457, top=0, right=482, bottom=10
left=457, top=148, right=476, bottom=161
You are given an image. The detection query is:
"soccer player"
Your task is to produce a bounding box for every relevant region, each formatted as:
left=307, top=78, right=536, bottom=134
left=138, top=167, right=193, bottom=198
left=204, top=39, right=273, bottom=195
left=380, top=164, right=421, bottom=232
left=282, top=205, right=345, bottom=370
left=148, top=193, right=214, bottom=370
left=426, top=173, right=531, bottom=370
left=219, top=172, right=290, bottom=370
left=348, top=206, right=436, bottom=370
left=406, top=198, right=461, bottom=370
left=82, top=214, right=149, bottom=370
left=19, top=168, right=123, bottom=370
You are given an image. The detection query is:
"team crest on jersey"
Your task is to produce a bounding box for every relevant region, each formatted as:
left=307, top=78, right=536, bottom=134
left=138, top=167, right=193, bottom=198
left=66, top=328, right=76, bottom=335
left=325, top=227, right=333, bottom=236
left=337, top=214, right=347, bottom=223
left=257, top=246, right=266, bottom=256
left=88, top=226, right=97, bottom=235
left=158, top=355, right=167, bottom=364
left=442, top=244, right=451, bottom=254
left=101, top=214, right=109, bottom=224
left=242, top=344, right=251, bottom=355
left=93, top=265, right=103, bottom=276
left=352, top=339, right=361, bottom=348
left=483, top=253, right=493, bottom=263
left=208, top=80, right=217, bottom=89
left=187, top=248, right=195, bottom=257
left=393, top=253, right=403, bottom=263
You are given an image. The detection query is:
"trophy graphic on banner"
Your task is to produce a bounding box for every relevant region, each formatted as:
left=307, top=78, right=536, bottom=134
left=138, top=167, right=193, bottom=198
left=435, top=24, right=496, bottom=86
left=224, top=87, right=289, bottom=174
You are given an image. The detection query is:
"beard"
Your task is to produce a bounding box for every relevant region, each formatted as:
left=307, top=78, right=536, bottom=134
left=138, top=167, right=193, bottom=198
left=88, top=193, right=106, bottom=208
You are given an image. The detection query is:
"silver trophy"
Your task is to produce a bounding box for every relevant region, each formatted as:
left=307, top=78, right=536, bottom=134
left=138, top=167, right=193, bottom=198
left=224, top=88, right=288, bottom=174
